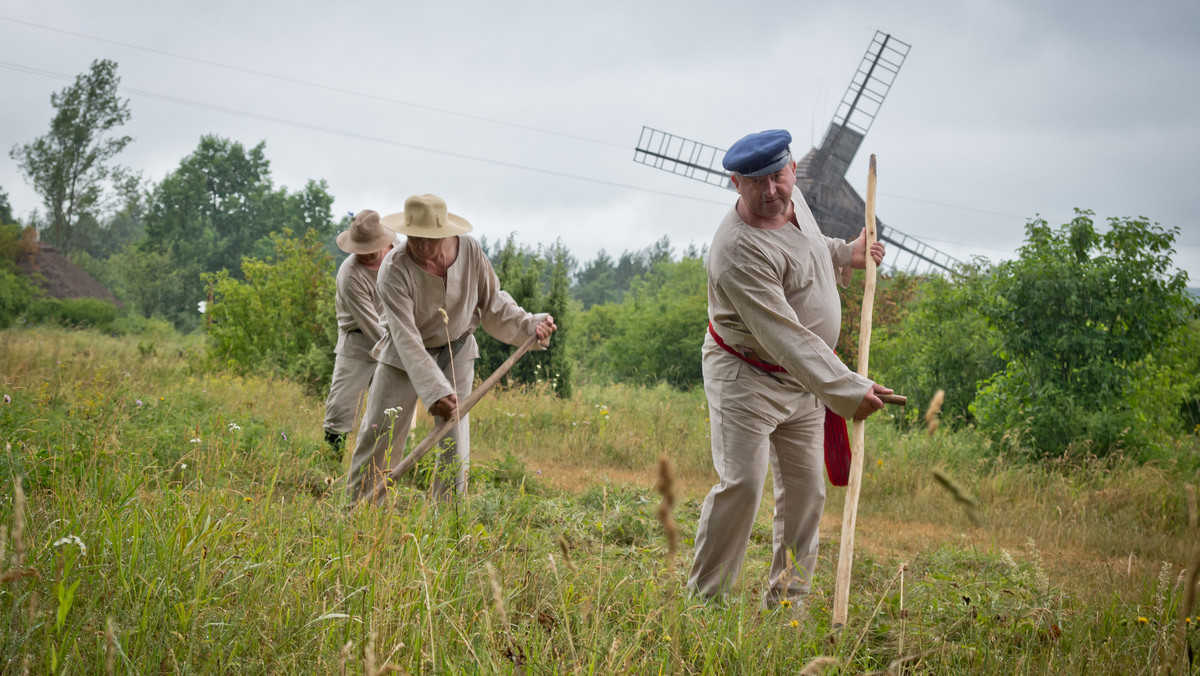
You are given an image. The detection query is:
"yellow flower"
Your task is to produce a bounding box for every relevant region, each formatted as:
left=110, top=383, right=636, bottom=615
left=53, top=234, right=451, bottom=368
left=1137, top=617, right=1149, bottom=624
left=876, top=459, right=884, bottom=467
left=662, top=634, right=671, bottom=642
left=244, top=497, right=253, bottom=502
left=780, top=600, right=792, bottom=609
left=789, top=620, right=799, bottom=628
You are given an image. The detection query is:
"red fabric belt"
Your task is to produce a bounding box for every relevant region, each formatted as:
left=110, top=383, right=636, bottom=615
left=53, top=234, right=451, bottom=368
left=706, top=321, right=851, bottom=487
left=707, top=322, right=787, bottom=373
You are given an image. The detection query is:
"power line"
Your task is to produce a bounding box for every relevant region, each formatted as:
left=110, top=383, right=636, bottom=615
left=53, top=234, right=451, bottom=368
left=0, top=59, right=731, bottom=208
left=0, top=14, right=629, bottom=151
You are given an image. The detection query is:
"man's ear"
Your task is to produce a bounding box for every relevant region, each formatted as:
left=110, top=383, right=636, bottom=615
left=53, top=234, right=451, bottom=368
left=729, top=173, right=742, bottom=193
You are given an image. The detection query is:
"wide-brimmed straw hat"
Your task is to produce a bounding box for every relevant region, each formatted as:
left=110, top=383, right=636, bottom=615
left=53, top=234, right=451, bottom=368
left=336, top=210, right=395, bottom=254
left=380, top=194, right=472, bottom=239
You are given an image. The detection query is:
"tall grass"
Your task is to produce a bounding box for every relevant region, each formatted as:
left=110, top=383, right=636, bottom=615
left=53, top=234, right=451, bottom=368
left=2, top=327, right=1199, bottom=673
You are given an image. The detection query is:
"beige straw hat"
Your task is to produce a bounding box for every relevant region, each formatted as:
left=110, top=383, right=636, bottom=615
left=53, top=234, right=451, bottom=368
left=336, top=210, right=395, bottom=254
left=380, top=194, right=472, bottom=239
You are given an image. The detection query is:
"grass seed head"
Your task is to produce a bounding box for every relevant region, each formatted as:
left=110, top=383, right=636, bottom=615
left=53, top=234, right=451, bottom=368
left=925, top=389, right=945, bottom=437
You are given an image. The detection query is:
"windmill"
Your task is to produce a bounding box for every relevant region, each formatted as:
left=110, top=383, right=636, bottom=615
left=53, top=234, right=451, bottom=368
left=633, top=31, right=958, bottom=276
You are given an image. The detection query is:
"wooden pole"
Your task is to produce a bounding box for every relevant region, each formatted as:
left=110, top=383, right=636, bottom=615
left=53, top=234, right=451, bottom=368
left=832, top=154, right=879, bottom=627
left=350, top=332, right=541, bottom=510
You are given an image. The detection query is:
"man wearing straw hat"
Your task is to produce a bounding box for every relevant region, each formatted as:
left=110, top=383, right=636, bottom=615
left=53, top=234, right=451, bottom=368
left=688, top=129, right=893, bottom=606
left=346, top=193, right=557, bottom=501
left=323, top=210, right=396, bottom=456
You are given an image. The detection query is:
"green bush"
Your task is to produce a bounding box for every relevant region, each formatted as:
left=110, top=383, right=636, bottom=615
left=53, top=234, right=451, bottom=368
left=973, top=210, right=1195, bottom=459
left=0, top=267, right=37, bottom=328
left=203, top=228, right=336, bottom=397
left=24, top=296, right=119, bottom=330
left=872, top=262, right=1004, bottom=429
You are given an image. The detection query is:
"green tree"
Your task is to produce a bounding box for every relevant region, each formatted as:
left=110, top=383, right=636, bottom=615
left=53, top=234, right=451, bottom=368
left=577, top=255, right=707, bottom=389
left=9, top=59, right=132, bottom=255
left=972, top=210, right=1195, bottom=458
left=136, top=135, right=336, bottom=327
left=475, top=236, right=575, bottom=397
left=871, top=263, right=1003, bottom=428
left=203, top=229, right=337, bottom=396
left=0, top=188, right=13, bottom=225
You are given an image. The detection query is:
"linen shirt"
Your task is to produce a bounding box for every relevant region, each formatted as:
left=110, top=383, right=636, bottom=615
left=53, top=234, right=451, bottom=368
left=705, top=186, right=873, bottom=419
left=333, top=254, right=386, bottom=362
left=371, top=234, right=541, bottom=408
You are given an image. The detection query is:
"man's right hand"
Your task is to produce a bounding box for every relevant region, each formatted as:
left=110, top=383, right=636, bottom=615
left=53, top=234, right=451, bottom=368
left=429, top=394, right=459, bottom=420
left=853, top=383, right=894, bottom=420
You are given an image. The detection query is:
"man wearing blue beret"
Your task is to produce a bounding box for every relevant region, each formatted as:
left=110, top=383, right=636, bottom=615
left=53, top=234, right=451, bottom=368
left=688, top=129, right=893, bottom=606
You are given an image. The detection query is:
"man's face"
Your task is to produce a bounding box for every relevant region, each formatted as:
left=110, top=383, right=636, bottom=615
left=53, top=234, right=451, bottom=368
left=732, top=161, right=796, bottom=220
left=406, top=235, right=444, bottom=263
left=357, top=244, right=392, bottom=267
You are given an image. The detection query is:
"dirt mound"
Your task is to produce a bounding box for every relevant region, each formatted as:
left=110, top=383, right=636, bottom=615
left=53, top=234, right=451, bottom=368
left=18, top=243, right=119, bottom=304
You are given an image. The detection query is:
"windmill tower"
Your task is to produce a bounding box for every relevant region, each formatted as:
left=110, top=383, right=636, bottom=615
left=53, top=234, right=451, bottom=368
left=633, top=31, right=958, bottom=276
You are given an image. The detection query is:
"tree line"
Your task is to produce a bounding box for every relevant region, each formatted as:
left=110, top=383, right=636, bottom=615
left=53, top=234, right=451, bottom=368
left=3, top=60, right=1198, bottom=463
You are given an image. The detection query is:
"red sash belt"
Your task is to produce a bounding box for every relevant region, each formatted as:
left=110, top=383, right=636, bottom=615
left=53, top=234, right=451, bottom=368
left=706, top=321, right=851, bottom=487
left=707, top=322, right=787, bottom=373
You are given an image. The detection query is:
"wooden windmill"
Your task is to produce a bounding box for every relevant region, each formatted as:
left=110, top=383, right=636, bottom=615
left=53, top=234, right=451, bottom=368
left=633, top=31, right=958, bottom=276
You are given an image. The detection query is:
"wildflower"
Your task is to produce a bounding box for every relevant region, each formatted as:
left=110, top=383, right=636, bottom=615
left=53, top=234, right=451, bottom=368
left=876, top=459, right=884, bottom=467
left=135, top=399, right=143, bottom=407
left=197, top=300, right=207, bottom=314
left=1187, top=617, right=1193, bottom=625
left=2, top=394, right=9, bottom=404
left=662, top=634, right=671, bottom=642
left=789, top=620, right=799, bottom=628
left=280, top=432, right=288, bottom=441
left=190, top=438, right=201, bottom=444
left=536, top=470, right=542, bottom=476
left=180, top=463, right=187, bottom=470
left=780, top=599, right=792, bottom=609
left=228, top=422, right=241, bottom=431
left=1137, top=617, right=1149, bottom=624
left=384, top=406, right=402, bottom=418
left=53, top=534, right=87, bottom=557
left=244, top=497, right=253, bottom=502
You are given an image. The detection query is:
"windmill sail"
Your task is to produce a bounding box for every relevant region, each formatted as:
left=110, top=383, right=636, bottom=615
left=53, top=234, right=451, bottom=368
left=632, top=31, right=961, bottom=276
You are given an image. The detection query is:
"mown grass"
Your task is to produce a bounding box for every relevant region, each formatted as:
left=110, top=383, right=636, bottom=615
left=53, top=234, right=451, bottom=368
left=2, top=327, right=1200, bottom=674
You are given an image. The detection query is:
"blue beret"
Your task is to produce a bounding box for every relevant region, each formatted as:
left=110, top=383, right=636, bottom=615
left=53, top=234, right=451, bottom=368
left=722, top=129, right=793, bottom=177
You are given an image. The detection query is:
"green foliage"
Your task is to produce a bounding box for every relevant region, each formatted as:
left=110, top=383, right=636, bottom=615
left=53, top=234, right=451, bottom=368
left=8, top=59, right=132, bottom=255
left=476, top=235, right=574, bottom=397
left=23, top=296, right=120, bottom=330
left=972, top=210, right=1195, bottom=458
left=0, top=267, right=36, bottom=328
left=872, top=262, right=1005, bottom=428
left=0, top=187, right=13, bottom=225
left=203, top=228, right=336, bottom=397
left=576, top=255, right=707, bottom=389
left=572, top=235, right=674, bottom=310
left=137, top=135, right=337, bottom=328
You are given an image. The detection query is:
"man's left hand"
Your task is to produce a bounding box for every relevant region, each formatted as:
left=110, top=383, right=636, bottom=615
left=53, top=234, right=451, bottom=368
left=851, top=228, right=886, bottom=269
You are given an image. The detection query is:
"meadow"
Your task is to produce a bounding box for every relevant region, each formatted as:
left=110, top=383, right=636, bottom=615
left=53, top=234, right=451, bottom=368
left=2, top=327, right=1199, bottom=674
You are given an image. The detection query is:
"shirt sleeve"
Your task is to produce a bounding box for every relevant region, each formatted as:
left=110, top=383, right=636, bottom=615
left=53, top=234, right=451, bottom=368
left=716, top=252, right=872, bottom=419
left=473, top=247, right=544, bottom=348
left=345, top=270, right=384, bottom=347
left=826, top=236, right=854, bottom=288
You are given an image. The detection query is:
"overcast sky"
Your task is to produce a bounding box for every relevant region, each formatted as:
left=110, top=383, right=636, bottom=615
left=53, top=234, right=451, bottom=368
left=2, top=1, right=1198, bottom=283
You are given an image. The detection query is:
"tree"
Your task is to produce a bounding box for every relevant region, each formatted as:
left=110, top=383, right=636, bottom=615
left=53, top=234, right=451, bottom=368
left=9, top=59, right=132, bottom=255
left=0, top=188, right=13, bottom=225
left=136, top=135, right=337, bottom=327
left=203, top=229, right=337, bottom=396
left=972, top=210, right=1196, bottom=458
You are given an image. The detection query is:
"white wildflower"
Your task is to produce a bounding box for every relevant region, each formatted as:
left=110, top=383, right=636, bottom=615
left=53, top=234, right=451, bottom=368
left=227, top=422, right=241, bottom=431
left=384, top=407, right=402, bottom=418
left=53, top=534, right=87, bottom=557
left=190, top=438, right=201, bottom=444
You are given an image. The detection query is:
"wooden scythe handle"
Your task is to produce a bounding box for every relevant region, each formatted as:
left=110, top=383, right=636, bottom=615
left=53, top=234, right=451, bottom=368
left=833, top=154, right=879, bottom=626
left=351, top=331, right=541, bottom=510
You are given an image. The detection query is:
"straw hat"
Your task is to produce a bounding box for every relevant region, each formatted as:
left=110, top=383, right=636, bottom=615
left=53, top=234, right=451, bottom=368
left=336, top=210, right=395, bottom=254
left=380, top=194, right=472, bottom=239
